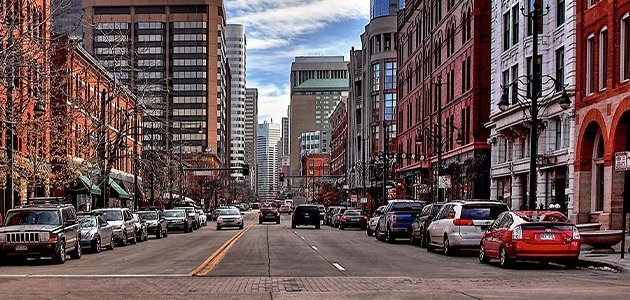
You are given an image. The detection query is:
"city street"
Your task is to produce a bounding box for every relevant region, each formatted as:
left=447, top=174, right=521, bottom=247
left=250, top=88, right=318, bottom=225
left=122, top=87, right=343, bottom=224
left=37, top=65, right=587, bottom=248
left=0, top=210, right=629, bottom=299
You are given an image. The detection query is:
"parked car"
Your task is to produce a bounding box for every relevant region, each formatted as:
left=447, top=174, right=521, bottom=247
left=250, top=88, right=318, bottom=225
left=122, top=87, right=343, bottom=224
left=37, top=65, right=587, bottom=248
left=331, top=207, right=349, bottom=228
left=175, top=207, right=200, bottom=230
left=77, top=213, right=115, bottom=253
left=339, top=210, right=368, bottom=230
left=317, top=205, right=326, bottom=220
left=367, top=206, right=386, bottom=236
left=164, top=209, right=191, bottom=232
left=324, top=206, right=342, bottom=226
left=93, top=208, right=137, bottom=246
left=375, top=200, right=426, bottom=242
left=251, top=203, right=260, bottom=209
left=410, top=203, right=445, bottom=247
left=137, top=210, right=168, bottom=238
left=0, top=201, right=82, bottom=264
left=196, top=209, right=208, bottom=226
left=216, top=209, right=244, bottom=230
left=258, top=207, right=281, bottom=224
left=279, top=205, right=292, bottom=214
left=479, top=210, right=581, bottom=268
left=206, top=209, right=219, bottom=221
left=426, top=200, right=510, bottom=255
left=292, top=205, right=320, bottom=229
left=132, top=213, right=149, bottom=242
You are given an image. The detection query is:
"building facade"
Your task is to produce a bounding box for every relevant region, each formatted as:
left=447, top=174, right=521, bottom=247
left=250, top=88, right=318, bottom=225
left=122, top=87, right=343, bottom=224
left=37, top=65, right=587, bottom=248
left=486, top=0, right=576, bottom=213
left=244, top=88, right=258, bottom=191
left=330, top=97, right=348, bottom=176
left=574, top=0, right=630, bottom=229
left=226, top=24, right=246, bottom=181
left=82, top=0, right=231, bottom=167
left=281, top=116, right=290, bottom=156
left=256, top=121, right=281, bottom=201
left=300, top=153, right=331, bottom=201
left=395, top=0, right=491, bottom=202
left=298, top=130, right=330, bottom=157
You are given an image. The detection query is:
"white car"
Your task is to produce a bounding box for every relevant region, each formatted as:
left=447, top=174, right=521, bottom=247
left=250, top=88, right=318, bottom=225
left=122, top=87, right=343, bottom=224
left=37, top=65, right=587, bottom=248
left=196, top=209, right=208, bottom=226
left=426, top=200, right=509, bottom=255
left=216, top=209, right=244, bottom=230
left=366, top=206, right=386, bottom=236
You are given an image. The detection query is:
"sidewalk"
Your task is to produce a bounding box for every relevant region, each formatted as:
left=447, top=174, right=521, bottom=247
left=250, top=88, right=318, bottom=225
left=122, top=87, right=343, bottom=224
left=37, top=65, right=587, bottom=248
left=579, top=234, right=630, bottom=272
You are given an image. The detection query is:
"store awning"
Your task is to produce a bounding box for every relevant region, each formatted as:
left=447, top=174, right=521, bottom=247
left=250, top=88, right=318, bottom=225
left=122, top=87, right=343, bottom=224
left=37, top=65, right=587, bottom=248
left=78, top=174, right=101, bottom=195
left=109, top=178, right=130, bottom=199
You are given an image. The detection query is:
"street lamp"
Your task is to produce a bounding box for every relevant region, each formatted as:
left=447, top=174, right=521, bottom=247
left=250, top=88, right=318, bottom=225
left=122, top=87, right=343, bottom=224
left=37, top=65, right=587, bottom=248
left=497, top=2, right=572, bottom=210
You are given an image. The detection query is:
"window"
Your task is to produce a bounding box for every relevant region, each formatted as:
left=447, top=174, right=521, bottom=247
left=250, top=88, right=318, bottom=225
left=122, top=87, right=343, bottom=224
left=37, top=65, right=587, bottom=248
left=599, top=28, right=608, bottom=90
left=557, top=0, right=565, bottom=26
left=384, top=93, right=396, bottom=121
left=502, top=69, right=510, bottom=100
left=588, top=0, right=599, bottom=8
left=511, top=64, right=518, bottom=104
left=503, top=12, right=510, bottom=51
left=512, top=6, right=519, bottom=45
left=384, top=61, right=397, bottom=90
left=555, top=47, right=565, bottom=92
left=372, top=63, right=381, bottom=92
left=586, top=35, right=595, bottom=94
left=621, top=15, right=630, bottom=82
left=555, top=119, right=562, bottom=150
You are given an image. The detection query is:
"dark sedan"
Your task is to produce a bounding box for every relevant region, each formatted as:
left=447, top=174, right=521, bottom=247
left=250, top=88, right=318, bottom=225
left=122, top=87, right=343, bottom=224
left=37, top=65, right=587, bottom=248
left=137, top=210, right=168, bottom=239
left=339, top=210, right=368, bottom=230
left=258, top=207, right=280, bottom=224
left=410, top=203, right=444, bottom=247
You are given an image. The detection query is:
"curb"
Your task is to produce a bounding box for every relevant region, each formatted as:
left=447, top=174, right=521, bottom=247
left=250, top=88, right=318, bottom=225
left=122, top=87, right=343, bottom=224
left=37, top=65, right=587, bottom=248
left=578, top=258, right=626, bottom=273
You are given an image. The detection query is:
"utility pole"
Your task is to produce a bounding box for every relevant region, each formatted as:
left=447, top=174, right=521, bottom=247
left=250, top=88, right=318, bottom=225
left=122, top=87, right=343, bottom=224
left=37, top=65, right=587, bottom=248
left=436, top=79, right=444, bottom=204
left=528, top=2, right=542, bottom=210
left=382, top=120, right=388, bottom=206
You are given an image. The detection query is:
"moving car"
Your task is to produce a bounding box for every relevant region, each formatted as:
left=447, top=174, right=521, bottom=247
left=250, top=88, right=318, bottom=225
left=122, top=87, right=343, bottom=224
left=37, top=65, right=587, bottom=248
left=196, top=209, right=208, bottom=226
left=216, top=209, right=244, bottom=230
left=0, top=201, right=82, bottom=264
left=426, top=200, right=509, bottom=255
left=331, top=207, right=348, bottom=228
left=258, top=207, right=281, bottom=224
left=317, top=205, right=326, bottom=220
left=78, top=213, right=115, bottom=253
left=367, top=206, right=386, bottom=236
left=410, top=203, right=445, bottom=247
left=164, top=209, right=191, bottom=232
left=479, top=211, right=580, bottom=268
left=375, top=200, right=426, bottom=242
left=137, top=210, right=168, bottom=238
left=279, top=205, right=292, bottom=214
left=93, top=208, right=137, bottom=246
left=132, top=213, right=149, bottom=242
left=324, top=206, right=343, bottom=226
left=291, top=205, right=320, bottom=229
left=338, top=210, right=368, bottom=230
left=175, top=207, right=200, bottom=230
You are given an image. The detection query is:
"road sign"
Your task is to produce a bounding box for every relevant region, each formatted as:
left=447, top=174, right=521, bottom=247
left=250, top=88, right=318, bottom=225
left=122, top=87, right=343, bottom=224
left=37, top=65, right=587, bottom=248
left=360, top=197, right=368, bottom=204
left=438, top=176, right=451, bottom=188
left=615, top=152, right=630, bottom=171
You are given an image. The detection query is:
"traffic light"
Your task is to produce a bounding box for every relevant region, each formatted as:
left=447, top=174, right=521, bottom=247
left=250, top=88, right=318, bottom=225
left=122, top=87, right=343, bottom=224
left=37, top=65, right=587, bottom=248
left=242, top=164, right=250, bottom=176
left=279, top=172, right=285, bottom=182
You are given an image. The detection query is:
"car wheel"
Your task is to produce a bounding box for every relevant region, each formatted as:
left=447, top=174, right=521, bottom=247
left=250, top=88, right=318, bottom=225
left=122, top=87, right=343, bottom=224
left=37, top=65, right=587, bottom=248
left=479, top=244, right=490, bottom=264
left=276, top=219, right=280, bottom=224
left=443, top=236, right=454, bottom=256
left=367, top=227, right=373, bottom=236
left=184, top=224, right=190, bottom=233
left=94, top=236, right=102, bottom=253
left=216, top=226, right=221, bottom=230
left=339, top=224, right=344, bottom=230
left=385, top=227, right=394, bottom=243
left=163, top=229, right=168, bottom=238
left=419, top=230, right=428, bottom=248
left=70, top=240, right=82, bottom=260
left=426, top=235, right=435, bottom=252
left=239, top=225, right=244, bottom=230
left=156, top=227, right=162, bottom=239
left=121, top=232, right=128, bottom=246
left=143, top=231, right=148, bottom=241
left=315, top=223, right=320, bottom=229
left=410, top=234, right=416, bottom=245
left=259, top=220, right=263, bottom=224
left=54, top=241, right=67, bottom=264
left=499, top=247, right=512, bottom=268
left=291, top=223, right=296, bottom=229
left=564, top=259, right=578, bottom=269
left=108, top=236, right=115, bottom=250
left=130, top=232, right=137, bottom=244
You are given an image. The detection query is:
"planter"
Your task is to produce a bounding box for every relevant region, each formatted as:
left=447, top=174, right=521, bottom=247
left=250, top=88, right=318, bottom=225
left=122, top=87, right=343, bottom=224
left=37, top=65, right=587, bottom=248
left=576, top=223, right=602, bottom=232
left=580, top=230, right=623, bottom=254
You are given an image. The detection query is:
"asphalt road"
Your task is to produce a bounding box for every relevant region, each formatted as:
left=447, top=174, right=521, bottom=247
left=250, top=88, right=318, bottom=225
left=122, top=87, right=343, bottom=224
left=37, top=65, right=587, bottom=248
left=0, top=210, right=629, bottom=299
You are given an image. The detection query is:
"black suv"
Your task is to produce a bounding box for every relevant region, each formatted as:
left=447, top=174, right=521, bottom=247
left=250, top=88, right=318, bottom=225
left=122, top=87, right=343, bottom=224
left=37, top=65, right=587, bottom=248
left=0, top=199, right=82, bottom=264
left=291, top=205, right=321, bottom=229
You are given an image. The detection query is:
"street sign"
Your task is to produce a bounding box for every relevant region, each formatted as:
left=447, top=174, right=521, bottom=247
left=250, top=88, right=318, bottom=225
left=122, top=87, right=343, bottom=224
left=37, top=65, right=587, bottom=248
left=615, top=152, right=630, bottom=171
left=360, top=197, right=368, bottom=204
left=438, top=176, right=451, bottom=188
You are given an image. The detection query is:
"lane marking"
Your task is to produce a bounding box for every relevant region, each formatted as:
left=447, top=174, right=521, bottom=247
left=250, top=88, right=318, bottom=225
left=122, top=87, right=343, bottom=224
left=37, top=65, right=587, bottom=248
left=311, top=246, right=318, bottom=251
left=293, top=231, right=297, bottom=234
left=300, top=236, right=305, bottom=240
left=0, top=274, right=190, bottom=278
left=189, top=224, right=253, bottom=276
left=332, top=263, right=346, bottom=271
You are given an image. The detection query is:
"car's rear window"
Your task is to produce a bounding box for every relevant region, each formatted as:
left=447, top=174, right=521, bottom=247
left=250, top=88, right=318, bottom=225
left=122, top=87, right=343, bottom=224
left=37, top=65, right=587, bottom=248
left=461, top=205, right=508, bottom=220
left=296, top=206, right=319, bottom=213
left=390, top=202, right=425, bottom=211
left=521, top=224, right=574, bottom=231
left=520, top=214, right=570, bottom=223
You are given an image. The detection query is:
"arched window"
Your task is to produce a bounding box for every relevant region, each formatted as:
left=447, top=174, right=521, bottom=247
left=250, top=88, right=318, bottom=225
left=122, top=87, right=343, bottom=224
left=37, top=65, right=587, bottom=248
left=592, top=132, right=605, bottom=211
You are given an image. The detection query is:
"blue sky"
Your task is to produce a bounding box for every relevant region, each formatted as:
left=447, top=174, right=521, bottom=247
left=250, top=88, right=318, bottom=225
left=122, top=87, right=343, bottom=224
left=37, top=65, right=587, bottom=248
left=225, top=0, right=370, bottom=123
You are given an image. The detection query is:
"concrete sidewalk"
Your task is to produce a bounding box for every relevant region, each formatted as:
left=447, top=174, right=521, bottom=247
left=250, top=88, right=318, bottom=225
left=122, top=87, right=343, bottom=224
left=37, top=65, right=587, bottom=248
left=579, top=234, right=630, bottom=272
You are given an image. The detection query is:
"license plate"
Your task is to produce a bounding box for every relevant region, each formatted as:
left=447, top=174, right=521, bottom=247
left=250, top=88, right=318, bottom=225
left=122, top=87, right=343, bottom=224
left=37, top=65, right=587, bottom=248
left=304, top=213, right=309, bottom=216
left=15, top=245, right=28, bottom=251
left=540, top=233, right=555, bottom=240
left=352, top=218, right=360, bottom=221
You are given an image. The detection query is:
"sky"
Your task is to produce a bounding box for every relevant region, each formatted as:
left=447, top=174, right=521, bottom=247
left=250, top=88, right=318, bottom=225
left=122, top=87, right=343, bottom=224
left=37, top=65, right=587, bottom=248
left=224, top=0, right=370, bottom=123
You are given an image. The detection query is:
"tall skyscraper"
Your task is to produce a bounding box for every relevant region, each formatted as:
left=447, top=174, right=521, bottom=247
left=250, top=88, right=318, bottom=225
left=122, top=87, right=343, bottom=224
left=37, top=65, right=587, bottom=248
left=245, top=88, right=258, bottom=190
left=226, top=24, right=246, bottom=181
left=289, top=56, right=348, bottom=177
left=82, top=0, right=231, bottom=166
left=370, top=0, right=400, bottom=20
left=281, top=117, right=289, bottom=156
left=256, top=121, right=281, bottom=201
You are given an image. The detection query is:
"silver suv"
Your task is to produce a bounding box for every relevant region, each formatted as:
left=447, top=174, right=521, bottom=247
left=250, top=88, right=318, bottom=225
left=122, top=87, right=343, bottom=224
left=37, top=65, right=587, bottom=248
left=0, top=201, right=82, bottom=264
left=93, top=208, right=137, bottom=246
left=426, top=200, right=509, bottom=255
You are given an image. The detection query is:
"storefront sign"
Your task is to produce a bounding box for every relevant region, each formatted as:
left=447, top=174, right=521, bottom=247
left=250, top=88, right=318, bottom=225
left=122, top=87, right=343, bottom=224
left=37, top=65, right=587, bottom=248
left=615, top=152, right=630, bottom=171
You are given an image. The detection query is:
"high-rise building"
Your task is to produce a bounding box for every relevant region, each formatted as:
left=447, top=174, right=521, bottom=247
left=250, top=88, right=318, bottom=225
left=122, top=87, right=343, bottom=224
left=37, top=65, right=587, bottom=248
left=82, top=0, right=231, bottom=167
left=226, top=24, right=246, bottom=181
left=244, top=88, right=258, bottom=190
left=289, top=56, right=348, bottom=178
left=281, top=117, right=290, bottom=156
left=52, top=0, right=84, bottom=40
left=256, top=121, right=282, bottom=201
left=370, top=0, right=400, bottom=20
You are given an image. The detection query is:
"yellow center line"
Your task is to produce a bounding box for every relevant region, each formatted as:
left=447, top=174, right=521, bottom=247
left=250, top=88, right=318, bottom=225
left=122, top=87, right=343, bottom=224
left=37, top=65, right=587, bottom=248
left=189, top=224, right=253, bottom=276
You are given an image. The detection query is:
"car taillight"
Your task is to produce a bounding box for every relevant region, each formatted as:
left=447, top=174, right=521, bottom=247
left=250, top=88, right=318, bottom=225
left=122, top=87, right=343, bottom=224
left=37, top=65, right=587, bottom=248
left=363, top=216, right=368, bottom=220
left=276, top=213, right=280, bottom=217
left=452, top=219, right=474, bottom=226
left=512, top=226, right=523, bottom=240
left=572, top=226, right=580, bottom=240
left=342, top=216, right=349, bottom=220
left=336, top=215, right=341, bottom=220
left=391, top=215, right=397, bottom=224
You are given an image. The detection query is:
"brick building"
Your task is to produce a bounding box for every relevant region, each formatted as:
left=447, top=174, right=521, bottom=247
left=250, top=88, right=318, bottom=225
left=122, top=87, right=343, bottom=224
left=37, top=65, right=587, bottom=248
left=330, top=97, right=348, bottom=177
left=574, top=0, right=630, bottom=229
left=396, top=0, right=491, bottom=201
left=300, top=153, right=331, bottom=201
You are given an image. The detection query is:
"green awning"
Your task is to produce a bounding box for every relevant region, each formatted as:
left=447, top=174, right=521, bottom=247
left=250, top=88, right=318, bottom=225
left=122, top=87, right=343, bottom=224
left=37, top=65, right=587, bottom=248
left=78, top=174, right=101, bottom=195
left=109, top=178, right=130, bottom=199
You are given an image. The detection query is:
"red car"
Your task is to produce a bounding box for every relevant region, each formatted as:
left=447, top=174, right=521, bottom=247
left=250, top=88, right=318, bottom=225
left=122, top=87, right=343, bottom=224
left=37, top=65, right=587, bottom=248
left=479, top=210, right=580, bottom=268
